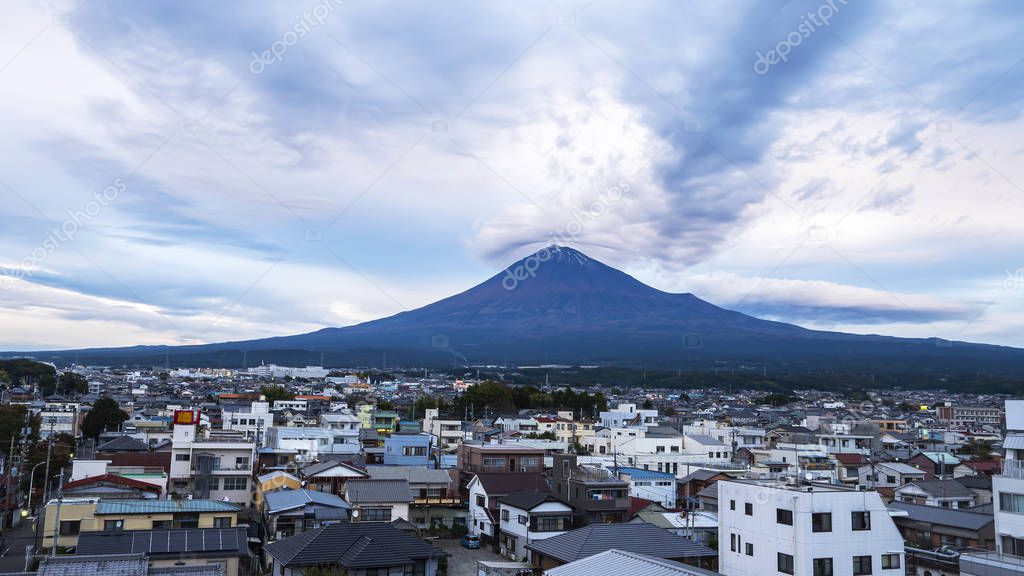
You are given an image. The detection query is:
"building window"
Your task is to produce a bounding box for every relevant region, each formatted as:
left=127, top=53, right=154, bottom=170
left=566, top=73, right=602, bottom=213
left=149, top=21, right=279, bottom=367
left=777, top=508, right=793, bottom=525
left=175, top=453, right=190, bottom=461
left=403, top=446, right=427, bottom=456
left=813, top=558, right=833, bottom=576
left=745, top=542, right=754, bottom=556
left=812, top=512, right=832, bottom=532
left=1002, top=535, right=1024, bottom=556
left=730, top=533, right=737, bottom=552
left=501, top=509, right=509, bottom=521
left=103, top=519, right=123, bottom=531
left=745, top=502, right=753, bottom=516
left=483, top=457, right=506, bottom=467
left=175, top=514, right=200, bottom=529
left=518, top=515, right=528, bottom=525
left=778, top=553, right=794, bottom=575
left=362, top=507, right=392, bottom=522
left=853, top=555, right=872, bottom=575
left=852, top=511, right=871, bottom=531
left=235, top=456, right=250, bottom=469
left=223, top=476, right=248, bottom=491
left=520, top=457, right=540, bottom=468
left=152, top=520, right=172, bottom=529
left=881, top=554, right=900, bottom=570
left=59, top=520, right=80, bottom=535
left=213, top=516, right=232, bottom=528
left=1000, top=492, right=1024, bottom=513
left=730, top=500, right=736, bottom=511
left=476, top=495, right=485, bottom=507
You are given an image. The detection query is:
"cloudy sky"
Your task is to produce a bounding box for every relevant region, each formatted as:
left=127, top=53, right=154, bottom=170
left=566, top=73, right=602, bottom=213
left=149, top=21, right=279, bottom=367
left=1, top=0, right=1023, bottom=350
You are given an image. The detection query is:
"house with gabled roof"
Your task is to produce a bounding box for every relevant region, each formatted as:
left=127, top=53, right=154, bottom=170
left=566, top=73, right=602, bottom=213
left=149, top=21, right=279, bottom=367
left=263, top=522, right=447, bottom=576
left=497, top=491, right=573, bottom=561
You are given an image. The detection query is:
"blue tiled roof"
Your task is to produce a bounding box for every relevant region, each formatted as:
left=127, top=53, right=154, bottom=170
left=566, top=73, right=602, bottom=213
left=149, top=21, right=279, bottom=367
left=95, top=499, right=240, bottom=515
left=614, top=467, right=675, bottom=480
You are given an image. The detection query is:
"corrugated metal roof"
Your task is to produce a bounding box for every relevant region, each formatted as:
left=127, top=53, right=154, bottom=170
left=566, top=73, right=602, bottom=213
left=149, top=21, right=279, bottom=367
left=615, top=467, right=676, bottom=480
left=546, top=549, right=719, bottom=576
left=95, top=499, right=240, bottom=515
left=1003, top=434, right=1024, bottom=450
left=264, top=488, right=351, bottom=514
left=526, top=523, right=716, bottom=563
left=345, top=479, right=414, bottom=503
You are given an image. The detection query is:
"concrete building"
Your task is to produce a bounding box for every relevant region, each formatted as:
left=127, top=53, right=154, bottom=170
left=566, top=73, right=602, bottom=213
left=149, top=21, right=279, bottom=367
left=169, top=409, right=255, bottom=506
left=423, top=408, right=465, bottom=448
left=718, top=479, right=904, bottom=576
left=221, top=400, right=273, bottom=439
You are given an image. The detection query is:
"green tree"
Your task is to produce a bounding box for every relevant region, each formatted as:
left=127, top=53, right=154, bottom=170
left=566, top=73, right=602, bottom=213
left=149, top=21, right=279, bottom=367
left=261, top=385, right=294, bottom=403
left=81, top=398, right=129, bottom=439
left=454, top=381, right=516, bottom=415
left=642, top=398, right=653, bottom=410
left=58, top=372, right=88, bottom=396
left=0, top=368, right=9, bottom=384
left=0, top=404, right=30, bottom=457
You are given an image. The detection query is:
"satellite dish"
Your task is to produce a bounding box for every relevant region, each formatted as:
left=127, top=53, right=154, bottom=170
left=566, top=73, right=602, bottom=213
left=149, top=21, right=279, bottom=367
left=351, top=509, right=360, bottom=518
left=804, top=472, right=813, bottom=482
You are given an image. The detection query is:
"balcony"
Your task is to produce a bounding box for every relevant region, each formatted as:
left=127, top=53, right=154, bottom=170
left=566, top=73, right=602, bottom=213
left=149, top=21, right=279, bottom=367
left=1003, top=459, right=1024, bottom=479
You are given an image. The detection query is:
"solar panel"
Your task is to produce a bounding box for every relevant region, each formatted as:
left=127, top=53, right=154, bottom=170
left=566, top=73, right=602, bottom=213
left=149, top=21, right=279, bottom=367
left=168, top=530, right=187, bottom=552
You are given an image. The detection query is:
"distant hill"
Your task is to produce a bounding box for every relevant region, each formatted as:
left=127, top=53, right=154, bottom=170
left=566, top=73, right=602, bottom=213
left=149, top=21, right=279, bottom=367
left=9, top=246, right=1024, bottom=376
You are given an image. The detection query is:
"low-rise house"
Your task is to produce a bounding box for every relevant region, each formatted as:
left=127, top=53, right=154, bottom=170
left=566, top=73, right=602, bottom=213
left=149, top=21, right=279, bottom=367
left=895, top=479, right=976, bottom=508
left=552, top=454, right=630, bottom=524
left=467, top=472, right=550, bottom=542
left=263, top=522, right=448, bottom=576
left=833, top=453, right=869, bottom=485
left=61, top=473, right=163, bottom=500
left=889, top=500, right=995, bottom=550
left=345, top=478, right=414, bottom=523
left=615, top=467, right=677, bottom=508
left=860, top=461, right=927, bottom=488
left=497, top=491, right=574, bottom=561
left=909, top=451, right=961, bottom=479
left=76, top=528, right=249, bottom=575
left=299, top=460, right=368, bottom=495
left=43, top=498, right=240, bottom=550
left=365, top=466, right=464, bottom=529
left=33, top=553, right=224, bottom=576
left=526, top=522, right=717, bottom=571
left=678, top=469, right=734, bottom=510
left=383, top=432, right=433, bottom=466
left=264, top=488, right=352, bottom=540
left=254, top=470, right=302, bottom=510
left=544, top=549, right=720, bottom=576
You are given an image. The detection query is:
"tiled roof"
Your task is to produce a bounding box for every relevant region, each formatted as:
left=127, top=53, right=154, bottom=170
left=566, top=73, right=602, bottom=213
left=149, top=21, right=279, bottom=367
left=94, top=499, right=240, bottom=515
left=34, top=554, right=148, bottom=576
left=472, top=473, right=551, bottom=496
left=500, top=491, right=568, bottom=511
left=264, top=522, right=447, bottom=568
left=264, top=488, right=351, bottom=514
left=546, top=549, right=719, bottom=576
left=63, top=474, right=161, bottom=494
left=888, top=501, right=994, bottom=531
left=95, top=437, right=151, bottom=452
left=526, top=523, right=716, bottom=563
left=345, top=479, right=414, bottom=503
left=364, top=465, right=452, bottom=485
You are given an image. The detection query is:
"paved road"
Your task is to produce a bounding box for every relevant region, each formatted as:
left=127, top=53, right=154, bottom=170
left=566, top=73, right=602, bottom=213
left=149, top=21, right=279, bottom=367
left=435, top=538, right=512, bottom=576
left=0, top=519, right=37, bottom=573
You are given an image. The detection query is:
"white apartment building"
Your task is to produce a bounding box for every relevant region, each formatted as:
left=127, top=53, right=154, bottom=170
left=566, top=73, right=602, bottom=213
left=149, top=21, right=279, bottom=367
left=684, top=421, right=766, bottom=449
left=320, top=411, right=362, bottom=454
left=40, top=402, right=81, bottom=438
left=600, top=403, right=659, bottom=430
left=266, top=427, right=334, bottom=463
left=271, top=399, right=308, bottom=413
left=993, top=400, right=1024, bottom=554
left=584, top=428, right=722, bottom=478
left=423, top=408, right=464, bottom=448
left=719, top=479, right=904, bottom=576
left=169, top=411, right=255, bottom=506
left=222, top=400, right=274, bottom=440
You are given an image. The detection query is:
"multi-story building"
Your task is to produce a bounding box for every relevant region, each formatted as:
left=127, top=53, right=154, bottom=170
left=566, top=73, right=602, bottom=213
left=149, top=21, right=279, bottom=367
left=169, top=410, right=255, bottom=506
left=383, top=432, right=434, bottom=466
left=551, top=454, right=629, bottom=524
left=615, top=466, right=677, bottom=507
left=718, top=479, right=904, bottom=576
left=423, top=408, right=464, bottom=449
left=221, top=400, right=273, bottom=440
left=40, top=402, right=80, bottom=438
left=457, top=443, right=546, bottom=476
left=319, top=410, right=362, bottom=454
left=265, top=426, right=334, bottom=463
left=497, top=491, right=573, bottom=561
left=600, top=403, right=659, bottom=431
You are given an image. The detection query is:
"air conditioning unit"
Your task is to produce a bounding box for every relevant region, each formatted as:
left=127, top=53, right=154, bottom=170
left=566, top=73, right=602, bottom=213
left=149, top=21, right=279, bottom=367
left=521, top=466, right=528, bottom=472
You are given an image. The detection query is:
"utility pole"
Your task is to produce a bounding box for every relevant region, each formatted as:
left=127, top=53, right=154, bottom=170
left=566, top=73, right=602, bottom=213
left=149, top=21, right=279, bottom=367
left=51, top=467, right=65, bottom=557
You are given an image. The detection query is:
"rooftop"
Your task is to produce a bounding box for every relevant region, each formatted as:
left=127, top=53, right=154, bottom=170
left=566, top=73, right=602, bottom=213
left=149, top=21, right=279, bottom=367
left=94, top=499, right=240, bottom=515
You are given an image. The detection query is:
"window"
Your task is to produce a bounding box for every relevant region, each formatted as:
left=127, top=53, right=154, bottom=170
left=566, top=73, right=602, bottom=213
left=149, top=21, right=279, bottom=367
left=476, top=495, right=485, bottom=507
left=208, top=477, right=220, bottom=490
left=213, top=516, right=232, bottom=528
left=518, top=515, right=527, bottom=525
left=403, top=446, right=427, bottom=456
left=176, top=514, right=200, bottom=529
left=886, top=475, right=896, bottom=484
left=1001, top=492, right=1024, bottom=513
left=501, top=509, right=510, bottom=521
left=853, top=555, right=872, bottom=575
left=223, top=476, right=248, bottom=490
left=730, top=533, right=737, bottom=552
left=777, top=508, right=793, bottom=525
left=235, top=456, right=250, bottom=469
left=881, top=554, right=900, bottom=570
left=778, top=553, right=794, bottom=575
left=103, top=519, right=123, bottom=531
left=813, top=558, right=833, bottom=576
left=745, top=502, right=753, bottom=516
left=812, top=512, right=832, bottom=532
left=852, top=511, right=871, bottom=531
left=483, top=457, right=506, bottom=467
left=520, top=457, right=540, bottom=468
left=152, top=520, right=172, bottom=529
left=533, top=516, right=568, bottom=532
left=59, top=520, right=80, bottom=535
left=362, top=507, right=392, bottom=522
left=730, top=499, right=736, bottom=511
left=1002, top=535, right=1024, bottom=556
left=175, top=453, right=190, bottom=461
left=745, top=542, right=754, bottom=556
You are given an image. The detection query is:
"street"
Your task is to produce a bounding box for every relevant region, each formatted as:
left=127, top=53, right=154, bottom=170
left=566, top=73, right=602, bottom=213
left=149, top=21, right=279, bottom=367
left=0, top=519, right=36, bottom=573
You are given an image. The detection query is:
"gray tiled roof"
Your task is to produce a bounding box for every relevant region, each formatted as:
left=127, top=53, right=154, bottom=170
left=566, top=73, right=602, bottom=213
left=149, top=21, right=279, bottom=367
left=888, top=501, right=994, bottom=530
left=525, top=523, right=716, bottom=563
left=365, top=465, right=452, bottom=485
left=264, top=488, right=352, bottom=514
left=901, top=479, right=974, bottom=498
left=546, top=549, right=720, bottom=576
left=345, top=479, right=414, bottom=503
left=34, top=554, right=148, bottom=576
left=264, top=522, right=447, bottom=568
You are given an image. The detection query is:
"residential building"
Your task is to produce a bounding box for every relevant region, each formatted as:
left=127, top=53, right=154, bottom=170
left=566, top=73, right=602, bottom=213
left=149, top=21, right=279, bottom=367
left=365, top=465, right=464, bottom=529
left=894, top=479, right=976, bottom=509
left=169, top=410, right=255, bottom=506
left=544, top=549, right=720, bottom=576
left=600, top=403, right=659, bottom=431
left=467, top=473, right=550, bottom=541
left=298, top=460, right=368, bottom=495
left=42, top=498, right=239, bottom=550
left=889, top=500, right=994, bottom=550
left=458, top=443, right=546, bottom=476
left=263, top=488, right=351, bottom=540
left=908, top=451, right=960, bottom=479
left=221, top=400, right=273, bottom=439
left=615, top=467, right=677, bottom=508
left=266, top=426, right=334, bottom=463
left=264, top=522, right=447, bottom=576
left=991, top=400, right=1024, bottom=556
left=345, top=478, right=414, bottom=523
left=497, top=491, right=574, bottom=561
left=859, top=461, right=927, bottom=489
left=551, top=454, right=630, bottom=524
left=423, top=408, right=465, bottom=448
left=40, top=402, right=81, bottom=438
left=526, top=522, right=717, bottom=571
left=383, top=432, right=434, bottom=466
left=718, top=479, right=904, bottom=576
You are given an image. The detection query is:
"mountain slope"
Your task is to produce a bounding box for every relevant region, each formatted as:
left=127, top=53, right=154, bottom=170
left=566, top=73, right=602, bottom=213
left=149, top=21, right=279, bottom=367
left=11, top=246, right=1024, bottom=374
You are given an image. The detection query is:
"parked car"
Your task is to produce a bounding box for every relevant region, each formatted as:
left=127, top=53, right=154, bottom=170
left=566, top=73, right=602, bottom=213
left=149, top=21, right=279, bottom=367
left=461, top=534, right=481, bottom=549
